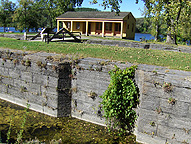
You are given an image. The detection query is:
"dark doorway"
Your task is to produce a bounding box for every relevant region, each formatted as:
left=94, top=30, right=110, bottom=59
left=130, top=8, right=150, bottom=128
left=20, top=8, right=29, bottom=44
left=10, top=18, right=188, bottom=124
left=88, top=23, right=91, bottom=34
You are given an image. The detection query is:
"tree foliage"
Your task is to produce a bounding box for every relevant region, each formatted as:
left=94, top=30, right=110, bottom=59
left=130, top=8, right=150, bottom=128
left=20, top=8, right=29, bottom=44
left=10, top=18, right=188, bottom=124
left=12, top=0, right=41, bottom=32
left=11, top=0, right=83, bottom=31
left=92, top=0, right=191, bottom=44
left=0, top=0, right=16, bottom=32
left=100, top=66, right=139, bottom=135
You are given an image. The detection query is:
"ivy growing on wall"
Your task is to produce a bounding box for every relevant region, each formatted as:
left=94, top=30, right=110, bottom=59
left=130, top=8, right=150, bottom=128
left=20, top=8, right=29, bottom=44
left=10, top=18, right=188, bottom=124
left=100, top=65, right=139, bottom=135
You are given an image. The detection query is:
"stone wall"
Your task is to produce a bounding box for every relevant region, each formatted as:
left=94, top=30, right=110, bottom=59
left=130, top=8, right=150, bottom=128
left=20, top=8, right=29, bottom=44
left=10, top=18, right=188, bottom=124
left=0, top=48, right=191, bottom=143
left=0, top=48, right=71, bottom=117
left=71, top=58, right=134, bottom=125
left=135, top=64, right=191, bottom=144
left=86, top=39, right=191, bottom=53
left=0, top=34, right=24, bottom=40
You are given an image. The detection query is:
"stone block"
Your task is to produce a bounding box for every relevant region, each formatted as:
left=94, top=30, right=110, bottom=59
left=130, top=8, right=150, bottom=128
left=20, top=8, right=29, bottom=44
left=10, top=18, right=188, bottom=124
left=172, top=87, right=191, bottom=103
left=0, top=83, right=8, bottom=93
left=1, top=77, right=14, bottom=85
left=48, top=76, right=58, bottom=87
left=157, top=125, right=191, bottom=143
left=47, top=96, right=58, bottom=109
left=9, top=69, right=21, bottom=79
left=75, top=99, right=97, bottom=116
left=72, top=111, right=105, bottom=126
left=13, top=79, right=28, bottom=89
left=158, top=114, right=191, bottom=130
left=33, top=74, right=48, bottom=85
left=160, top=98, right=190, bottom=118
left=139, top=94, right=160, bottom=111
left=142, top=82, right=165, bottom=98
left=27, top=83, right=41, bottom=94
left=7, top=86, right=25, bottom=99
left=20, top=71, right=32, bottom=83
left=14, top=63, right=27, bottom=71
left=0, top=67, right=9, bottom=77
left=41, top=85, right=58, bottom=96
left=74, top=90, right=102, bottom=106
left=137, top=108, right=158, bottom=134
left=2, top=59, right=14, bottom=68
left=136, top=131, right=167, bottom=144
left=26, top=63, right=43, bottom=74
left=43, top=106, right=58, bottom=117
left=26, top=92, right=47, bottom=106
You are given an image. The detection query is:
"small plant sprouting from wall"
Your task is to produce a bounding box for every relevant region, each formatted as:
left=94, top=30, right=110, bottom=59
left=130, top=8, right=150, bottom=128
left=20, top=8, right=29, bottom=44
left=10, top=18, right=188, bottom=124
left=52, top=65, right=58, bottom=71
left=156, top=107, right=162, bottom=114
left=100, top=65, right=139, bottom=135
left=13, top=59, right=19, bottom=66
left=70, top=87, right=77, bottom=94
left=21, top=59, right=31, bottom=67
left=168, top=97, right=176, bottom=105
left=163, top=82, right=173, bottom=92
left=36, top=61, right=47, bottom=69
left=88, top=91, right=97, bottom=100
left=149, top=121, right=155, bottom=127
left=20, top=86, right=28, bottom=93
left=25, top=59, right=31, bottom=67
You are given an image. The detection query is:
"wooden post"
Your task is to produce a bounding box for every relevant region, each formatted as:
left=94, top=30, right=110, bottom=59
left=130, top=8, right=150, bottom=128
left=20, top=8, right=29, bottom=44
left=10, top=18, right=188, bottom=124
left=57, top=20, right=60, bottom=32
left=24, top=32, right=27, bottom=40
left=120, top=21, right=123, bottom=39
left=102, top=22, right=105, bottom=37
left=63, top=32, right=65, bottom=41
left=86, top=21, right=88, bottom=36
left=71, top=21, right=73, bottom=32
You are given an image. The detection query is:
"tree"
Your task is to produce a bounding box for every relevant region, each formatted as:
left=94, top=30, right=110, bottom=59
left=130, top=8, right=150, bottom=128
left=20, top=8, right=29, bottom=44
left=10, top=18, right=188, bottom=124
left=177, top=2, right=191, bottom=43
left=92, top=0, right=191, bottom=45
left=12, top=0, right=41, bottom=32
left=0, top=0, right=16, bottom=32
left=39, top=0, right=83, bottom=28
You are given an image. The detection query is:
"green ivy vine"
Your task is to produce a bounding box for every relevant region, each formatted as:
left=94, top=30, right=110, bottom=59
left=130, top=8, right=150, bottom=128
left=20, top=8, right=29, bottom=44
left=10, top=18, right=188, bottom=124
left=100, top=65, right=139, bottom=135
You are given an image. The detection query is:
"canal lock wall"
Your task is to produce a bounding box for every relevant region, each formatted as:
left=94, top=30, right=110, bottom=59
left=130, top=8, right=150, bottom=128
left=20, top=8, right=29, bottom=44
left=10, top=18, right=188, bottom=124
left=0, top=48, right=191, bottom=144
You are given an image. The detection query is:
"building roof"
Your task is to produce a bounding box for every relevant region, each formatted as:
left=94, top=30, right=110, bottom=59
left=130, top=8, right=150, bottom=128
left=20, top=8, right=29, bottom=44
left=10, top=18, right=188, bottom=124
left=57, top=11, right=130, bottom=20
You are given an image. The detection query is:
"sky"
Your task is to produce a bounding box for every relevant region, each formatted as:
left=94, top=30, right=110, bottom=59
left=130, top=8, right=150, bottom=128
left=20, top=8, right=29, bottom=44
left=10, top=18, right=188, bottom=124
left=80, top=0, right=145, bottom=18
left=10, top=0, right=144, bottom=18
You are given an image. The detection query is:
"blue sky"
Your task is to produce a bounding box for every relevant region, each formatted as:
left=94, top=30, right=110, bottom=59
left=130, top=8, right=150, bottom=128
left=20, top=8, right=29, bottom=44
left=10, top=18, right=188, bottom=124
left=10, top=0, right=144, bottom=18
left=80, top=0, right=144, bottom=18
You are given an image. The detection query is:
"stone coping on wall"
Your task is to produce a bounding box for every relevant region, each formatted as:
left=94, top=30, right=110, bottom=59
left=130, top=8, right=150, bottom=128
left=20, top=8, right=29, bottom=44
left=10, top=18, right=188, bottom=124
left=86, top=39, right=191, bottom=53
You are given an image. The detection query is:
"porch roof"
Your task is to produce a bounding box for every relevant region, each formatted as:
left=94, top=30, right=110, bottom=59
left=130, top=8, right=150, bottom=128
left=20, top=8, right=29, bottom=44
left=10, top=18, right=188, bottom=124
left=57, top=11, right=130, bottom=20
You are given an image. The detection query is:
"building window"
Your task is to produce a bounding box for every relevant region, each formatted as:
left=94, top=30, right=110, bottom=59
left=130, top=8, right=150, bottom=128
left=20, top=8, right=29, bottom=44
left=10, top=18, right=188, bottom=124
left=96, top=22, right=102, bottom=30
left=76, top=22, right=80, bottom=29
left=132, top=23, right=134, bottom=32
left=115, top=23, right=121, bottom=32
left=127, top=24, right=129, bottom=29
left=105, top=23, right=112, bottom=31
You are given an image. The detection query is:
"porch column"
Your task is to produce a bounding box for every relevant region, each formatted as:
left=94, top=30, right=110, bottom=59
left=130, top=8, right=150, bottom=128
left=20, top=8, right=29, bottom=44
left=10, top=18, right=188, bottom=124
left=57, top=20, right=60, bottom=32
left=120, top=21, right=123, bottom=39
left=71, top=21, right=73, bottom=32
left=86, top=21, right=88, bottom=36
left=102, top=21, right=105, bottom=37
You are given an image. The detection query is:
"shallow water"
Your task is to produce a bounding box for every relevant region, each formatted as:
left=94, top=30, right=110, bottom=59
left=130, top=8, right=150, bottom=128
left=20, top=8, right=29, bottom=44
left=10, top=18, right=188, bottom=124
left=0, top=99, right=140, bottom=144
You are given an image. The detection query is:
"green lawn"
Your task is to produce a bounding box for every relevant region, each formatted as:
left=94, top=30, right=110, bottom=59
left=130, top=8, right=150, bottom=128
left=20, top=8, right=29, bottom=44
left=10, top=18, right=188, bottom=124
left=0, top=37, right=191, bottom=71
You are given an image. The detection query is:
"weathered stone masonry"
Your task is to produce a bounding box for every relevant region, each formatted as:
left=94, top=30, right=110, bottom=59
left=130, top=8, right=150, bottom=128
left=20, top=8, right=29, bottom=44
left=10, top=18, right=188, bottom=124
left=0, top=49, right=71, bottom=117
left=0, top=48, right=191, bottom=144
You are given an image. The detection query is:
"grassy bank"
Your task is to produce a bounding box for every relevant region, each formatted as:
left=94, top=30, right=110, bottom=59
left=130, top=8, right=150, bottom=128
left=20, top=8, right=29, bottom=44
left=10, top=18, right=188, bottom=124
left=0, top=37, right=191, bottom=71
left=0, top=99, right=140, bottom=143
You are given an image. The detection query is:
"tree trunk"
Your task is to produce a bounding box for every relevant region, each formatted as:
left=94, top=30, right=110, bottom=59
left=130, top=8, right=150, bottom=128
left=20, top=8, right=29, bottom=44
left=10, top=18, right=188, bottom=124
left=3, top=27, right=6, bottom=32
left=166, top=33, right=176, bottom=44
